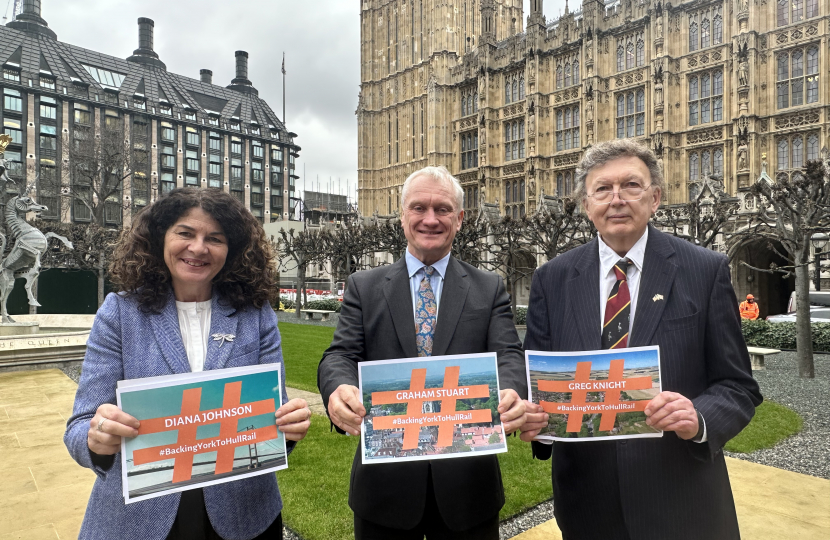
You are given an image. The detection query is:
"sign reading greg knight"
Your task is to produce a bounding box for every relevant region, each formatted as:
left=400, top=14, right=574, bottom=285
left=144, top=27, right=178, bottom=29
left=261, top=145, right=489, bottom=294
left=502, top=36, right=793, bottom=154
left=526, top=346, right=663, bottom=442
left=358, top=353, right=507, bottom=465
left=116, top=364, right=287, bottom=503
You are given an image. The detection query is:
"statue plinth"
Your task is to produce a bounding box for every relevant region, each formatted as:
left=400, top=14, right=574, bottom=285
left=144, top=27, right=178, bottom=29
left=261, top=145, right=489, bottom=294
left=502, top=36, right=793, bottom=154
left=0, top=322, right=39, bottom=336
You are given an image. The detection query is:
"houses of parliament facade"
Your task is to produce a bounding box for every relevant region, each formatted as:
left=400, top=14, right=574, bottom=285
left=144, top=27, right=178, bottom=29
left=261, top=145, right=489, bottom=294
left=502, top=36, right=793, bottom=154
left=356, top=0, right=828, bottom=221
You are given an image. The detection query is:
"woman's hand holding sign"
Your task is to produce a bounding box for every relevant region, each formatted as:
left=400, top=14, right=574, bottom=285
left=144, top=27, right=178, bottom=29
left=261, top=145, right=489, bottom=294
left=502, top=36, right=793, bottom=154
left=87, top=403, right=140, bottom=456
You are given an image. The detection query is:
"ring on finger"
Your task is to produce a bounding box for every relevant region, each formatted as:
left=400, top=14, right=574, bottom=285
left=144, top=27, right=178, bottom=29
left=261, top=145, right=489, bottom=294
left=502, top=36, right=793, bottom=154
left=97, top=418, right=106, bottom=432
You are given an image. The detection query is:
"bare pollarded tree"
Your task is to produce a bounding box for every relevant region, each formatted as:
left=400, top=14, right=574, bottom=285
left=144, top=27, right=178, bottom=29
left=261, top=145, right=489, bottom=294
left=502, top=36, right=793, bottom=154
left=742, top=154, right=830, bottom=378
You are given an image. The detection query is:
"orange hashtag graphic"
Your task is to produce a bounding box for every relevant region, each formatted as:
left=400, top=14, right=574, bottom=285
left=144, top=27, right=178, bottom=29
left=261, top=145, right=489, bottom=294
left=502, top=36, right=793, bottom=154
left=132, top=381, right=277, bottom=483
left=371, top=366, right=493, bottom=449
left=538, top=359, right=652, bottom=433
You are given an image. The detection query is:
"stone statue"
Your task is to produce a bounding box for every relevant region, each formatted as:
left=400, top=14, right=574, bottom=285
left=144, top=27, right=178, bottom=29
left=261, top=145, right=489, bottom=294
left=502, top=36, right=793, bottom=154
left=738, top=60, right=749, bottom=87
left=529, top=113, right=535, bottom=136
left=656, top=16, right=663, bottom=39
left=587, top=99, right=594, bottom=122
left=738, top=144, right=748, bottom=171
left=655, top=81, right=664, bottom=106
left=0, top=191, right=74, bottom=323
left=739, top=0, right=749, bottom=12
left=586, top=44, right=593, bottom=62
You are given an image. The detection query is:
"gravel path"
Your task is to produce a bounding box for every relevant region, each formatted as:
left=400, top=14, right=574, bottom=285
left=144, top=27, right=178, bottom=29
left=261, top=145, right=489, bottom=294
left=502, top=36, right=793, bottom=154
left=724, top=350, right=830, bottom=479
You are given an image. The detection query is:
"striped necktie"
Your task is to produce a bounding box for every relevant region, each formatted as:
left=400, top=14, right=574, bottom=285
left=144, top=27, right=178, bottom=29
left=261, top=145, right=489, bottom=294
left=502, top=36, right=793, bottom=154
left=415, top=266, right=437, bottom=357
left=602, top=258, right=632, bottom=349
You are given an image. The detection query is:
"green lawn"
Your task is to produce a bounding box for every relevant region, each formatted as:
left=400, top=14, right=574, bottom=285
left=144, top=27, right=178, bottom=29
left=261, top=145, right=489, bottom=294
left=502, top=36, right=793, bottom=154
left=725, top=400, right=803, bottom=453
left=279, top=322, right=335, bottom=392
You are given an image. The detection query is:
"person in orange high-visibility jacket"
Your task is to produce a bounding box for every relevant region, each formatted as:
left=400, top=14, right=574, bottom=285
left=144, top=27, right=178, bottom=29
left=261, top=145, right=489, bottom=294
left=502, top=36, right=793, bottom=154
left=740, top=294, right=760, bottom=320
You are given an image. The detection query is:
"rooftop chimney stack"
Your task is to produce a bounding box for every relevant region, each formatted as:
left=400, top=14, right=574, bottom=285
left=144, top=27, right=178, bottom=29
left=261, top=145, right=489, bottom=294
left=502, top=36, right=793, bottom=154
left=7, top=0, right=57, bottom=39
left=200, top=69, right=213, bottom=84
left=227, top=50, right=258, bottom=96
left=126, top=17, right=167, bottom=70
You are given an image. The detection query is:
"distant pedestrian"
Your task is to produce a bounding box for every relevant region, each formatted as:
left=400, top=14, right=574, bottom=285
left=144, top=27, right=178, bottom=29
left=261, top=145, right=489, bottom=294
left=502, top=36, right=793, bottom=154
left=740, top=294, right=760, bottom=320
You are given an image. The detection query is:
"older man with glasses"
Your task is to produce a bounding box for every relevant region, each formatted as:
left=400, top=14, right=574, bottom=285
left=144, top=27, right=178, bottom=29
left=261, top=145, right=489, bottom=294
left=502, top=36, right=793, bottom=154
left=520, top=139, right=762, bottom=540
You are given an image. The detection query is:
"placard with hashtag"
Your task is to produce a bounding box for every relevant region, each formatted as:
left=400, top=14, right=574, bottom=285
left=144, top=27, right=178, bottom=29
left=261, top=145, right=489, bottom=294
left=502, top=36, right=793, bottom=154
left=359, top=353, right=507, bottom=464
left=116, top=364, right=288, bottom=503
left=525, top=346, right=663, bottom=442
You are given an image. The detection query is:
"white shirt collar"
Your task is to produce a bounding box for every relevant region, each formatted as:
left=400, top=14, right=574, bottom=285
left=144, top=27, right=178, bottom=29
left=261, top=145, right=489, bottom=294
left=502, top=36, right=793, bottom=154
left=405, top=249, right=450, bottom=279
left=598, top=227, right=649, bottom=278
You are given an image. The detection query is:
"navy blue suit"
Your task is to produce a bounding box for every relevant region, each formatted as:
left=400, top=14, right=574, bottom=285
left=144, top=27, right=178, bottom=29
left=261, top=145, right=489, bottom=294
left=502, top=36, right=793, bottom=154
left=64, top=292, right=290, bottom=540
left=525, top=225, right=762, bottom=540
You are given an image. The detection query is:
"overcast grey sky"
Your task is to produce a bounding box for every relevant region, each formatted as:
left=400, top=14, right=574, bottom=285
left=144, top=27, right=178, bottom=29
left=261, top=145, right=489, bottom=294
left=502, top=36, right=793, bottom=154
left=29, top=0, right=567, bottom=203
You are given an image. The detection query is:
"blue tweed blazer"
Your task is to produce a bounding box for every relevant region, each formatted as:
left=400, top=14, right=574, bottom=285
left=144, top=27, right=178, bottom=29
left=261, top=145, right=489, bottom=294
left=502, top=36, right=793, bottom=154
left=64, top=292, right=290, bottom=540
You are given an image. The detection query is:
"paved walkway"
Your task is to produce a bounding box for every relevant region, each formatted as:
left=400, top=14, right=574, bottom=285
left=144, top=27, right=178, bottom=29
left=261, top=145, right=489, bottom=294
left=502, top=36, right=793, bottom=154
left=0, top=369, right=827, bottom=540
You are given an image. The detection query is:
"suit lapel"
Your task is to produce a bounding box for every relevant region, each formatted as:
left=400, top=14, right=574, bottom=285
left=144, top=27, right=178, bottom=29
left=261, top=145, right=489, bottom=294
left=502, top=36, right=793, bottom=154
left=149, top=292, right=191, bottom=374
left=631, top=226, right=677, bottom=347
left=432, top=257, right=469, bottom=357
left=203, top=297, right=239, bottom=371
left=569, top=239, right=602, bottom=350
left=383, top=258, right=419, bottom=358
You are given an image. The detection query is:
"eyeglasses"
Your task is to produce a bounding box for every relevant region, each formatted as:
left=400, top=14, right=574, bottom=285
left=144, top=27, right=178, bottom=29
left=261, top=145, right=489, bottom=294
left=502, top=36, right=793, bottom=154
left=587, top=183, right=652, bottom=205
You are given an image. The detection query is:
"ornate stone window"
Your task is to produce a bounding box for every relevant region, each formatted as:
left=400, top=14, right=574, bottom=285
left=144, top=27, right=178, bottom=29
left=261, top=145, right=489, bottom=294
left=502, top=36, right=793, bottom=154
left=464, top=185, right=479, bottom=210
left=616, top=89, right=645, bottom=138
left=555, top=105, right=580, bottom=151
left=776, top=133, right=820, bottom=181
left=778, top=0, right=819, bottom=27
left=688, top=148, right=723, bottom=181
left=556, top=170, right=575, bottom=198
left=688, top=8, right=722, bottom=52
left=689, top=70, right=723, bottom=126
left=461, top=86, right=478, bottom=117
left=777, top=46, right=819, bottom=109
left=556, top=54, right=580, bottom=89
left=504, top=72, right=525, bottom=104
left=504, top=120, right=525, bottom=161
left=505, top=179, right=525, bottom=219
left=616, top=32, right=644, bottom=73
left=460, top=131, right=478, bottom=170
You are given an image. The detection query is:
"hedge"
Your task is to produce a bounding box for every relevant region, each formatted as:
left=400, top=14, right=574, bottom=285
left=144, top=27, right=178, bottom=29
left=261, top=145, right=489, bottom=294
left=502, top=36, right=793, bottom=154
left=515, top=306, right=527, bottom=325
left=304, top=299, right=342, bottom=313
left=741, top=319, right=830, bottom=352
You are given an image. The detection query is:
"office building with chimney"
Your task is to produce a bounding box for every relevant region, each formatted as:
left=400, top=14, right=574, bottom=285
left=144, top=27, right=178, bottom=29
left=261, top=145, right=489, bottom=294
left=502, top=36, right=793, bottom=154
left=0, top=0, right=300, bottom=226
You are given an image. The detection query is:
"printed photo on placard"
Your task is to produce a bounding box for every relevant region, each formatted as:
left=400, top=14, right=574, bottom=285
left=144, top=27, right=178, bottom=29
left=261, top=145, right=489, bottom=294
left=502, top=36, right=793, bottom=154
left=116, top=364, right=287, bottom=503
left=526, top=346, right=662, bottom=442
left=358, top=352, right=506, bottom=464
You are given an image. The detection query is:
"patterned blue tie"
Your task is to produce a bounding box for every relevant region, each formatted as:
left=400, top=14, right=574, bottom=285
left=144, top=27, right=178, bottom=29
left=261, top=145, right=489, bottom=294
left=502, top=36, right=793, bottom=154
left=415, top=266, right=437, bottom=357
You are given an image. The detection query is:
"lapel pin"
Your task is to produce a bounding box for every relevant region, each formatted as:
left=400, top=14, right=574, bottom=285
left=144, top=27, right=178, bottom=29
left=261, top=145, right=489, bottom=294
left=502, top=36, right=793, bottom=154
left=211, top=333, right=235, bottom=347
left=652, top=294, right=664, bottom=302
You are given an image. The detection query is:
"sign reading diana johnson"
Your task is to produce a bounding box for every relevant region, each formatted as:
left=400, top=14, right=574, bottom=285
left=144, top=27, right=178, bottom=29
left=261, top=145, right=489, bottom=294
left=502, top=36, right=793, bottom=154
left=116, top=364, right=287, bottom=503
left=526, top=346, right=663, bottom=442
left=359, top=353, right=507, bottom=465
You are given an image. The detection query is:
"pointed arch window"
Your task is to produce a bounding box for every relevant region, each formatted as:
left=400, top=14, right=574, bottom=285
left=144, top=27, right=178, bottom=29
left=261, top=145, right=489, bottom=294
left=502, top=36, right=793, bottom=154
left=512, top=79, right=518, bottom=102
left=701, top=19, right=710, bottom=49
left=505, top=78, right=512, bottom=104
left=713, top=15, right=723, bottom=44
left=518, top=74, right=525, bottom=100
left=689, top=22, right=698, bottom=52
left=806, top=134, right=819, bottom=161
left=626, top=42, right=635, bottom=69
left=573, top=60, right=579, bottom=84
left=777, top=139, right=789, bottom=171
left=636, top=40, right=644, bottom=67
left=617, top=46, right=624, bottom=72
left=556, top=65, right=563, bottom=88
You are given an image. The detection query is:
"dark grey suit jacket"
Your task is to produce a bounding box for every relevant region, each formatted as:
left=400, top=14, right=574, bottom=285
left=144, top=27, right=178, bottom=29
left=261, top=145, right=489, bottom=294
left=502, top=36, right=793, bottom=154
left=525, top=225, right=762, bottom=540
left=318, top=256, right=526, bottom=531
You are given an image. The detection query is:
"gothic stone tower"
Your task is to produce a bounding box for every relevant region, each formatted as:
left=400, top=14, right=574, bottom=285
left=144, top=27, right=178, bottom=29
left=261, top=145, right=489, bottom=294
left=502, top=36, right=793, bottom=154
left=357, top=0, right=524, bottom=216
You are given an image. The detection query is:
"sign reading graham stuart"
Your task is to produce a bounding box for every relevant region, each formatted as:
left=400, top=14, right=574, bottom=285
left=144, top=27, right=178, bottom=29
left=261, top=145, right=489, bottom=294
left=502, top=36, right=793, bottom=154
left=358, top=353, right=507, bottom=464
left=116, top=364, right=287, bottom=503
left=526, top=346, right=663, bottom=442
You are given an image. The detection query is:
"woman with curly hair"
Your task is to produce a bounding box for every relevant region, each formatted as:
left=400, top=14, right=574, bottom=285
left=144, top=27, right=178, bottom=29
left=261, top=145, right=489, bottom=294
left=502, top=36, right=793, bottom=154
left=64, top=187, right=310, bottom=540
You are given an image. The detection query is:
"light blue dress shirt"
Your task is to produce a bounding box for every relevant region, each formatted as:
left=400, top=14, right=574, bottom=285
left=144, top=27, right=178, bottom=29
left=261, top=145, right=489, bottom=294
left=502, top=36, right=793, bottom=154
left=405, top=249, right=450, bottom=320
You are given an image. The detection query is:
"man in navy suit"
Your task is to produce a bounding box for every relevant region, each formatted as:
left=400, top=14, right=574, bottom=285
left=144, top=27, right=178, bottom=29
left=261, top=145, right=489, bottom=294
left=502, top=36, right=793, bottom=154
left=520, top=139, right=762, bottom=540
